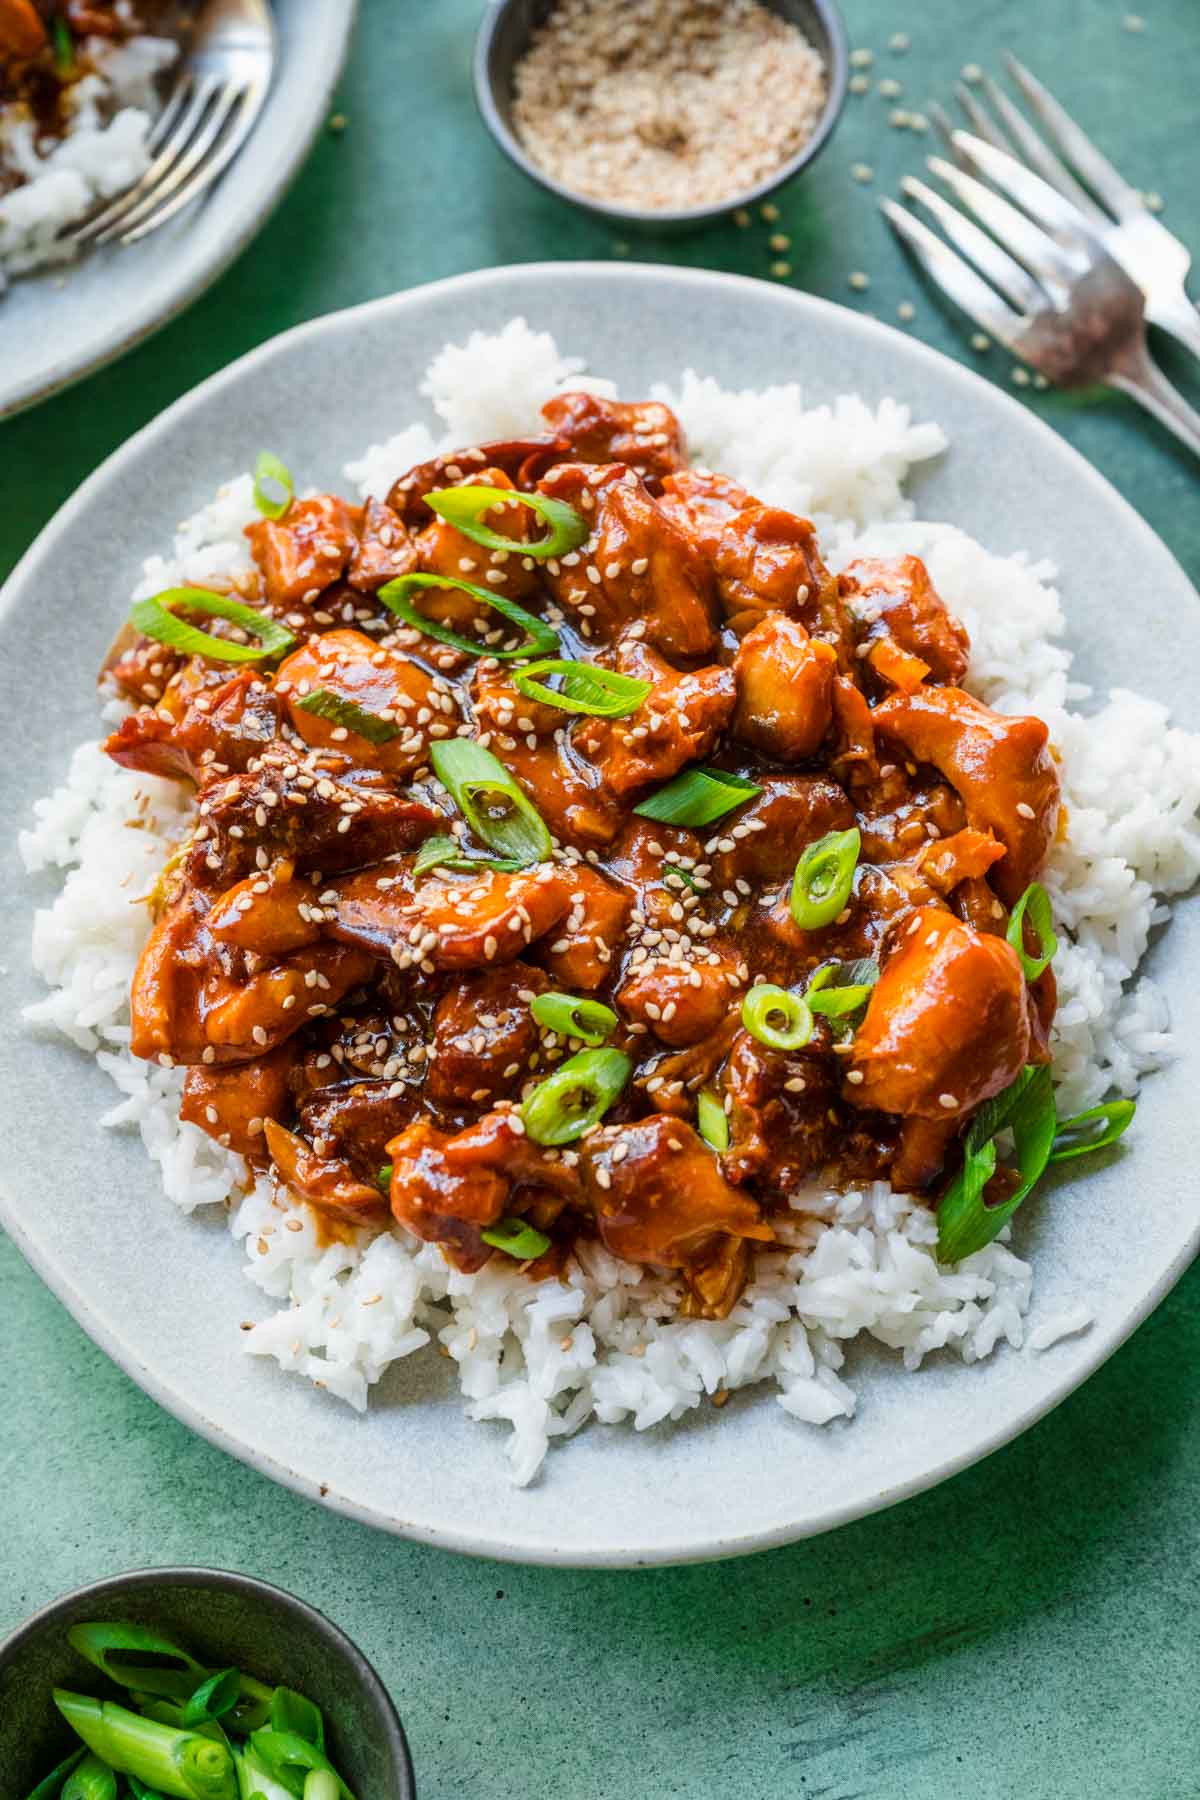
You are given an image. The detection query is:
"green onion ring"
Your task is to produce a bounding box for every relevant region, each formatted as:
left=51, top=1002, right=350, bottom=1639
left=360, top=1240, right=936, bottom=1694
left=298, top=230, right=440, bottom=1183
left=789, top=828, right=861, bottom=931
left=379, top=572, right=559, bottom=661
left=376, top=1162, right=393, bottom=1192
left=293, top=687, right=400, bottom=744
left=697, top=1088, right=730, bottom=1152
left=411, top=834, right=525, bottom=879
left=481, top=1217, right=553, bottom=1260
left=430, top=738, right=553, bottom=865
left=521, top=1047, right=632, bottom=1146
left=530, top=991, right=618, bottom=1046
left=936, top=1064, right=1057, bottom=1263
left=253, top=450, right=294, bottom=520
left=1006, top=880, right=1058, bottom=981
left=511, top=658, right=651, bottom=718
left=741, top=985, right=814, bottom=1052
left=1050, top=1098, right=1135, bottom=1163
left=806, top=957, right=879, bottom=1020
left=129, top=588, right=296, bottom=666
left=181, top=1668, right=241, bottom=1727
left=426, top=485, right=588, bottom=559
left=634, top=766, right=762, bottom=828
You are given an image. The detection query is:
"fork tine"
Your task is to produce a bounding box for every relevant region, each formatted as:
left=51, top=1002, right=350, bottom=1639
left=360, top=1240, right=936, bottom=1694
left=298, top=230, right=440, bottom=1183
left=900, top=175, right=1042, bottom=313
left=118, top=87, right=258, bottom=244
left=95, top=81, right=245, bottom=243
left=927, top=153, right=1085, bottom=302
left=950, top=130, right=1102, bottom=259
left=146, top=69, right=191, bottom=154
left=881, top=199, right=1024, bottom=349
left=70, top=73, right=221, bottom=243
left=928, top=101, right=963, bottom=161
left=954, top=83, right=1009, bottom=152
left=981, top=74, right=1109, bottom=228
left=1003, top=53, right=1144, bottom=223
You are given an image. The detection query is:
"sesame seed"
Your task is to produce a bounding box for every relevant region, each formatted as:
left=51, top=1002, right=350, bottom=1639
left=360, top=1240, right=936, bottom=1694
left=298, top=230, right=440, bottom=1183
left=849, top=72, right=870, bottom=93
left=938, top=1093, right=959, bottom=1109
left=845, top=1069, right=865, bottom=1084
left=851, top=162, right=874, bottom=183
left=897, top=300, right=916, bottom=321
left=1015, top=801, right=1037, bottom=819
left=849, top=270, right=870, bottom=291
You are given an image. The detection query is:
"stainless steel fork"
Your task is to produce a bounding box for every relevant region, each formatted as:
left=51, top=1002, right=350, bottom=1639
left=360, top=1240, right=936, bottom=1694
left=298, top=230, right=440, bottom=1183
left=61, top=0, right=274, bottom=250
left=884, top=115, right=1200, bottom=457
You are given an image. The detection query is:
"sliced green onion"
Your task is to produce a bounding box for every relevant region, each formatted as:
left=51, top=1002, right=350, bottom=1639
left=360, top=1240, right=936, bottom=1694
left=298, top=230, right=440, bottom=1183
left=26, top=1748, right=86, bottom=1800
left=426, top=485, right=587, bottom=559
left=130, top=589, right=296, bottom=667
left=741, top=985, right=813, bottom=1052
left=234, top=1745, right=294, bottom=1800
left=663, top=863, right=700, bottom=892
left=521, top=1047, right=632, bottom=1146
left=268, top=1689, right=323, bottom=1752
left=511, top=658, right=650, bottom=718
left=303, top=1776, right=341, bottom=1800
left=697, top=1088, right=729, bottom=1152
left=411, top=834, right=525, bottom=878
left=1006, top=880, right=1058, bottom=981
left=182, top=1670, right=241, bottom=1728
left=247, top=1731, right=353, bottom=1800
left=379, top=573, right=558, bottom=661
left=481, top=1217, right=553, bottom=1260
left=67, top=1622, right=206, bottom=1705
left=52, top=16, right=74, bottom=71
left=227, top=1676, right=274, bottom=1738
left=62, top=1754, right=117, bottom=1800
left=293, top=688, right=399, bottom=745
left=129, top=1777, right=172, bottom=1799
left=53, top=1690, right=237, bottom=1800
left=633, top=766, right=762, bottom=827
left=806, top=957, right=879, bottom=1020
left=789, top=828, right=861, bottom=931
left=530, top=991, right=617, bottom=1046
left=1050, top=1099, right=1136, bottom=1163
left=936, top=1064, right=1057, bottom=1263
left=430, top=739, right=552, bottom=865
left=376, top=1162, right=393, bottom=1191
left=253, top=451, right=294, bottom=521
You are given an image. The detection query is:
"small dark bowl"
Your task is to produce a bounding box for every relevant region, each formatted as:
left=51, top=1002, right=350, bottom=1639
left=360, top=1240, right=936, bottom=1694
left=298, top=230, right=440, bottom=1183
left=0, top=1568, right=416, bottom=1798
left=474, top=0, right=848, bottom=232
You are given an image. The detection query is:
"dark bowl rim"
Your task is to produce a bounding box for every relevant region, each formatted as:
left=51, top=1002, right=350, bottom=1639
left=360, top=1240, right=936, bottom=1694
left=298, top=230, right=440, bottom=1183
left=0, top=1565, right=416, bottom=1799
left=472, top=0, right=849, bottom=227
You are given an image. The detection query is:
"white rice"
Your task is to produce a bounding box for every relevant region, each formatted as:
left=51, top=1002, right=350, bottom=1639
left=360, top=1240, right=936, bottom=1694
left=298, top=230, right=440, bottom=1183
left=0, top=34, right=176, bottom=282
left=21, top=319, right=1200, bottom=1486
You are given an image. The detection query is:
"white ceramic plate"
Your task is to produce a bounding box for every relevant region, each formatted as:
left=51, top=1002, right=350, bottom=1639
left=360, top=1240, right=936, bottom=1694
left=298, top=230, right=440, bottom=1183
left=0, top=0, right=356, bottom=419
left=2, top=264, right=1197, bottom=1566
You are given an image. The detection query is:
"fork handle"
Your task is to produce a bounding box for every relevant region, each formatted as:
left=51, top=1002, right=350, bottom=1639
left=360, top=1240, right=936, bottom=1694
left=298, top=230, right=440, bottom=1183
left=1146, top=291, right=1200, bottom=364
left=1109, top=342, right=1200, bottom=459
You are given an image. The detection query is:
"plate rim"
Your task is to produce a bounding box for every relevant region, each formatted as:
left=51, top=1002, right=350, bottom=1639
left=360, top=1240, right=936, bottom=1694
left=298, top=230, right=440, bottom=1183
left=2, top=261, right=1198, bottom=1566
left=0, top=0, right=359, bottom=420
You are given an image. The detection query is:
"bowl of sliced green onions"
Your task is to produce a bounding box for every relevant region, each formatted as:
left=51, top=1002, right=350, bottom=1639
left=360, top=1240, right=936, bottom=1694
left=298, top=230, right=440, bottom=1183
left=0, top=1569, right=415, bottom=1800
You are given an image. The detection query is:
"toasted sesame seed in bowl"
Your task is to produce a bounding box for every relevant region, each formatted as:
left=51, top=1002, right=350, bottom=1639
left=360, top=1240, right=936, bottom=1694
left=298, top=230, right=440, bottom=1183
left=474, top=0, right=848, bottom=230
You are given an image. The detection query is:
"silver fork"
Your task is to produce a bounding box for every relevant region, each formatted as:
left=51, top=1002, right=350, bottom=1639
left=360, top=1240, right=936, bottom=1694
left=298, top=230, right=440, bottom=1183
left=61, top=0, right=274, bottom=250
left=942, top=56, right=1200, bottom=362
left=883, top=133, right=1200, bottom=459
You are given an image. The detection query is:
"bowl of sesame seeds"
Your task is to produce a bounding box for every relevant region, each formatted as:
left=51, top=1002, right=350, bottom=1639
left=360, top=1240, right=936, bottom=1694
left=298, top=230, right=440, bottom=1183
left=475, top=0, right=848, bottom=230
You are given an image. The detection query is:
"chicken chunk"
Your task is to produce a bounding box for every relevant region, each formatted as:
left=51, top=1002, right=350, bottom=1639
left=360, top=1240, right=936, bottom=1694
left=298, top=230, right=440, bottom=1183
left=264, top=1120, right=387, bottom=1226
left=385, top=438, right=564, bottom=527
left=298, top=1079, right=420, bottom=1180
left=658, top=468, right=756, bottom=555
left=0, top=0, right=46, bottom=56
left=105, top=666, right=284, bottom=784
left=721, top=1027, right=844, bottom=1190
left=203, top=943, right=375, bottom=1057
left=576, top=640, right=736, bottom=797
left=427, top=965, right=547, bottom=1109
left=616, top=954, right=740, bottom=1047
left=709, top=504, right=843, bottom=645
left=179, top=1043, right=297, bottom=1156
left=490, top=735, right=624, bottom=850
left=245, top=494, right=360, bottom=607
left=842, top=555, right=970, bottom=688
left=206, top=869, right=326, bottom=956
left=540, top=391, right=687, bottom=485
left=709, top=775, right=855, bottom=889
left=346, top=496, right=418, bottom=592
left=330, top=860, right=571, bottom=970
left=274, top=628, right=461, bottom=776
left=538, top=463, right=718, bottom=658
left=846, top=907, right=1030, bottom=1120
left=411, top=466, right=543, bottom=633
left=536, top=866, right=631, bottom=990
left=732, top=614, right=837, bottom=761
left=870, top=687, right=1060, bottom=903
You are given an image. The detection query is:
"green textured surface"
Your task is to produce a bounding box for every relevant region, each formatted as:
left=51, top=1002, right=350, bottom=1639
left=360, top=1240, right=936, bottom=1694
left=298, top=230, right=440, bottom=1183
left=3, top=2, right=1199, bottom=1795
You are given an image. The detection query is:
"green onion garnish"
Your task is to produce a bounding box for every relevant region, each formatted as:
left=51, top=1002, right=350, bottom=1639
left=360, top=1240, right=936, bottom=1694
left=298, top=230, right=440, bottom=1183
left=67, top=1622, right=207, bottom=1705
left=269, top=1686, right=324, bottom=1750
left=805, top=957, right=879, bottom=1021
left=697, top=1088, right=729, bottom=1152
left=789, top=828, right=861, bottom=931
left=247, top=1730, right=353, bottom=1800
left=130, top=589, right=296, bottom=667
left=633, top=766, right=762, bottom=828
left=530, top=990, right=618, bottom=1046
left=936, top=1064, right=1057, bottom=1263
left=181, top=1669, right=240, bottom=1728
left=411, top=834, right=525, bottom=878
left=61, top=1754, right=117, bottom=1800
left=480, top=1217, right=553, bottom=1260
left=1006, top=880, right=1058, bottom=981
left=511, top=658, right=650, bottom=718
left=232, top=1746, right=296, bottom=1800
left=253, top=451, right=294, bottom=520
left=430, top=738, right=553, bottom=865
left=293, top=687, right=399, bottom=744
left=53, top=1690, right=238, bottom=1800
left=52, top=16, right=74, bottom=72
left=379, top=573, right=559, bottom=661
left=27, top=1749, right=86, bottom=1800
left=521, top=1047, right=632, bottom=1145
left=376, top=1162, right=393, bottom=1191
left=303, top=1774, right=342, bottom=1800
left=425, top=485, right=588, bottom=559
left=741, top=985, right=814, bottom=1052
left=1050, top=1098, right=1136, bottom=1162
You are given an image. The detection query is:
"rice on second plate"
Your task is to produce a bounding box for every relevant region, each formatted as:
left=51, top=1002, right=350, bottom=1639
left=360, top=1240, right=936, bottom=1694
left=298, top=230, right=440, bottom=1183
left=21, top=320, right=1200, bottom=1485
